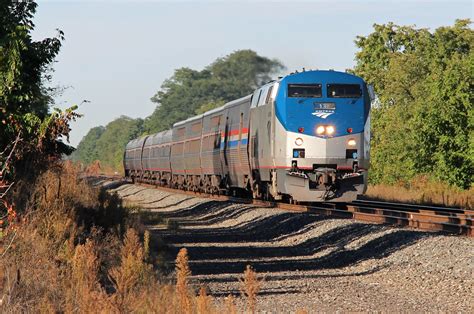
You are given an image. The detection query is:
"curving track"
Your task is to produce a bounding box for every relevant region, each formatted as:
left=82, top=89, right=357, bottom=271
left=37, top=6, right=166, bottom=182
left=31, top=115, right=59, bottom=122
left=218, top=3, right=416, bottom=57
left=105, top=180, right=473, bottom=312
left=94, top=176, right=473, bottom=237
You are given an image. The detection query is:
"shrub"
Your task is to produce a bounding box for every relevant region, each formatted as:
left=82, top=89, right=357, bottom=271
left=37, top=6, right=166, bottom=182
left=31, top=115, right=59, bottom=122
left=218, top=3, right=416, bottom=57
left=176, top=247, right=192, bottom=313
left=239, top=265, right=263, bottom=314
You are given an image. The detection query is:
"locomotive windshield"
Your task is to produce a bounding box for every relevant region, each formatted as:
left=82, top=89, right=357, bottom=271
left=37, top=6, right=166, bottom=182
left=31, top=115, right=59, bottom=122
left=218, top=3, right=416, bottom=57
left=288, top=84, right=322, bottom=98
left=327, top=84, right=361, bottom=98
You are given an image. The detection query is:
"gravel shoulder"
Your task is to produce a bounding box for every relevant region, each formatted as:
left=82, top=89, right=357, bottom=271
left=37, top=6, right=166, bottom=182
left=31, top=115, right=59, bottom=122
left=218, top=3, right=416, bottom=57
left=110, top=183, right=474, bottom=312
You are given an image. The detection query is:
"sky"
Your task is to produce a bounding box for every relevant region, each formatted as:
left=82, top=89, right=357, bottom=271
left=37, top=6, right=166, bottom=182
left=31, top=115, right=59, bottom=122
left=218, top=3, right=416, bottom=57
left=32, top=0, right=473, bottom=146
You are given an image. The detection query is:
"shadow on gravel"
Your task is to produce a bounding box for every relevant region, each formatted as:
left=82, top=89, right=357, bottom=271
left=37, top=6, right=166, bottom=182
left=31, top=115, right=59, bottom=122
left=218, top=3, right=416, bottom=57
left=145, top=196, right=195, bottom=209
left=199, top=264, right=388, bottom=285
left=183, top=228, right=427, bottom=276
left=119, top=187, right=150, bottom=198
left=144, top=198, right=430, bottom=275
left=117, top=188, right=431, bottom=289
left=135, top=194, right=172, bottom=206
left=164, top=201, right=243, bottom=220
left=162, top=211, right=327, bottom=244
left=211, top=288, right=303, bottom=298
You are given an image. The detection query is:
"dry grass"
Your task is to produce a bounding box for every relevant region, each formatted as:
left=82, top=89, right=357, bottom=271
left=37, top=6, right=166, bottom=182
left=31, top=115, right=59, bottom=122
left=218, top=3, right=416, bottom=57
left=225, top=294, right=238, bottom=314
left=66, top=239, right=109, bottom=312
left=366, top=178, right=473, bottom=209
left=143, top=229, right=150, bottom=261
left=196, top=286, right=214, bottom=314
left=239, top=265, right=263, bottom=314
left=84, top=160, right=121, bottom=177
left=176, top=247, right=192, bottom=313
left=0, top=162, right=267, bottom=313
left=108, top=228, right=155, bottom=311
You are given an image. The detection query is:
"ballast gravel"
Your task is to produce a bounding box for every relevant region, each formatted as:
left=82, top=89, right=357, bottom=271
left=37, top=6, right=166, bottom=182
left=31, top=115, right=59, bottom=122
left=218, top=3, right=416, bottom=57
left=110, top=183, right=474, bottom=313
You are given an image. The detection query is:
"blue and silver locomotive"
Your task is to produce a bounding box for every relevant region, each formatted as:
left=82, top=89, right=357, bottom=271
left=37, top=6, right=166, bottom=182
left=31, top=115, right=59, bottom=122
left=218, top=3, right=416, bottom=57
left=125, top=70, right=372, bottom=202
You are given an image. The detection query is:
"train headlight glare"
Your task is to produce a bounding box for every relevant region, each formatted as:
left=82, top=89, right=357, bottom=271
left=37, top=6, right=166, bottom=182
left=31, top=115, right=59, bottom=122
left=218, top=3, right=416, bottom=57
left=295, top=137, right=304, bottom=146
left=316, top=125, right=325, bottom=135
left=326, top=125, right=335, bottom=135
left=348, top=139, right=357, bottom=146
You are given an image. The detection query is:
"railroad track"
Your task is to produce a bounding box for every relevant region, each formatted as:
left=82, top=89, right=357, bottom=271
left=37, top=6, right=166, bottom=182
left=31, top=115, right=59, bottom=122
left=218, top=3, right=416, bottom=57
left=93, top=175, right=473, bottom=237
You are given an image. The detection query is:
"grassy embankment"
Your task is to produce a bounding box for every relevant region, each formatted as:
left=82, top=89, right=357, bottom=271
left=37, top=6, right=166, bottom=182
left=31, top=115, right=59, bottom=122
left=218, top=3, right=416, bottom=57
left=366, top=177, right=472, bottom=209
left=0, top=162, right=267, bottom=313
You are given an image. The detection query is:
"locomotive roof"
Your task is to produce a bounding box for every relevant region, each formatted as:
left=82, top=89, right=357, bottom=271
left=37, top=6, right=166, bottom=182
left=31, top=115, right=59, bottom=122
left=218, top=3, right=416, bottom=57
left=282, top=69, right=364, bottom=83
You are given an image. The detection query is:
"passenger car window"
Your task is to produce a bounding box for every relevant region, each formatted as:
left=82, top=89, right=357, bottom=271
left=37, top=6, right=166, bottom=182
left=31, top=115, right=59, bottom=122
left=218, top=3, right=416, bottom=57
left=288, top=84, right=322, bottom=98
left=327, top=84, right=361, bottom=98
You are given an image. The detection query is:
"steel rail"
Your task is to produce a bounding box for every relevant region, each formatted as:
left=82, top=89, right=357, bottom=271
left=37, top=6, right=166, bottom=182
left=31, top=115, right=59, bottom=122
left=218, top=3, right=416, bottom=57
left=351, top=199, right=474, bottom=215
left=94, top=176, right=473, bottom=237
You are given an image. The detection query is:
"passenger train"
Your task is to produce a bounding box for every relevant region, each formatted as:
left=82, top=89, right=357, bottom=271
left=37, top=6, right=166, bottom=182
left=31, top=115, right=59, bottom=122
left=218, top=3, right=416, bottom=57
left=124, top=70, right=372, bottom=202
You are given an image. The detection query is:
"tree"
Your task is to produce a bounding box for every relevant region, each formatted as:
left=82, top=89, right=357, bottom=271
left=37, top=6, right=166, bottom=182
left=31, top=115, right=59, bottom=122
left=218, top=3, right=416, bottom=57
left=0, top=0, right=64, bottom=146
left=0, top=0, right=79, bottom=182
left=354, top=19, right=473, bottom=189
left=94, top=116, right=143, bottom=171
left=73, top=50, right=284, bottom=171
left=71, top=126, right=105, bottom=165
left=143, top=67, right=214, bottom=133
left=143, top=50, right=284, bottom=133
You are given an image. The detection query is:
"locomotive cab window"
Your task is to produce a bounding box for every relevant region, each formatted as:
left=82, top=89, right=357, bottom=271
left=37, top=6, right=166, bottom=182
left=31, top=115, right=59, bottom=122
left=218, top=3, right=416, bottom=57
left=288, top=84, right=322, bottom=98
left=327, top=84, right=361, bottom=98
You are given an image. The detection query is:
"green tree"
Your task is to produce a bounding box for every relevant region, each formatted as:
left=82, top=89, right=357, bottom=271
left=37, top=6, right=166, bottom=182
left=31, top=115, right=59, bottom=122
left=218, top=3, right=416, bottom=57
left=71, top=126, right=105, bottom=165
left=143, top=68, right=213, bottom=133
left=0, top=1, right=64, bottom=143
left=144, top=50, right=284, bottom=133
left=94, top=116, right=143, bottom=171
left=354, top=19, right=473, bottom=189
left=0, top=0, right=79, bottom=179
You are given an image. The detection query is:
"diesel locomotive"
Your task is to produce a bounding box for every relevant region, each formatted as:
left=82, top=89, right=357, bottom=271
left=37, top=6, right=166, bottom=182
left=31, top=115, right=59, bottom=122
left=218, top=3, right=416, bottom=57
left=124, top=70, right=372, bottom=202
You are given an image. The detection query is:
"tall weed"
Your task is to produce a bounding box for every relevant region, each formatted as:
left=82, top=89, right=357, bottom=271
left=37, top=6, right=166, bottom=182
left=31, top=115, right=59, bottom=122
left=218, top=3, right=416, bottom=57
left=108, top=228, right=154, bottom=311
left=176, top=247, right=192, bottom=313
left=366, top=177, right=473, bottom=209
left=239, top=265, right=262, bottom=314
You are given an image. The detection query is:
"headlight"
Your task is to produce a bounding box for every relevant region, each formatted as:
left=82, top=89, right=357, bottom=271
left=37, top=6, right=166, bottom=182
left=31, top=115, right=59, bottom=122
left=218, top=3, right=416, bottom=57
left=348, top=139, right=356, bottom=146
left=295, top=137, right=303, bottom=146
left=316, top=125, right=325, bottom=135
left=326, top=125, right=335, bottom=135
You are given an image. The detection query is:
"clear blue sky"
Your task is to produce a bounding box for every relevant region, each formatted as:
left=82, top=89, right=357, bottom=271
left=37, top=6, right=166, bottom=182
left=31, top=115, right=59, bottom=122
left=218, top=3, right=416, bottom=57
left=32, top=0, right=472, bottom=146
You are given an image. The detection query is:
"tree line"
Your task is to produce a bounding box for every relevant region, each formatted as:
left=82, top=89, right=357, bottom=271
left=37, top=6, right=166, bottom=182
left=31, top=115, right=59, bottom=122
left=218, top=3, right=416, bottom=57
left=74, top=20, right=472, bottom=190
left=72, top=50, right=284, bottom=170
left=353, top=19, right=472, bottom=189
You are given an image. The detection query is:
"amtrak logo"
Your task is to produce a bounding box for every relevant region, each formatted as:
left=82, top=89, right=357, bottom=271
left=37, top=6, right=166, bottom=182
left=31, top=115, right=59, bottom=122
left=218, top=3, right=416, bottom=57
left=312, top=110, right=334, bottom=119
left=312, top=103, right=335, bottom=119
